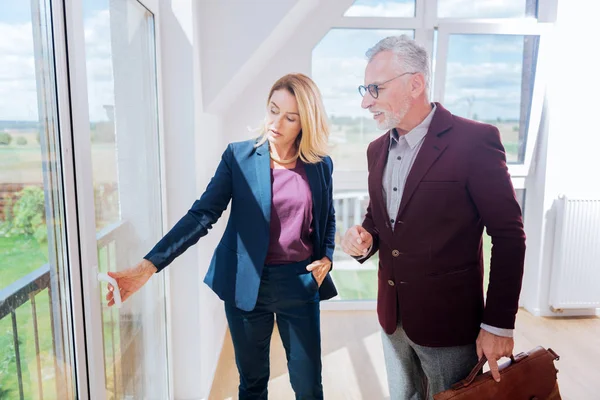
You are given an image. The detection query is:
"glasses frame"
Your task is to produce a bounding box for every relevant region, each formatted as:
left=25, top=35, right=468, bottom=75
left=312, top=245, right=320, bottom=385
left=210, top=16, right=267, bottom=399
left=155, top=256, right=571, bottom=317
left=358, top=71, right=417, bottom=98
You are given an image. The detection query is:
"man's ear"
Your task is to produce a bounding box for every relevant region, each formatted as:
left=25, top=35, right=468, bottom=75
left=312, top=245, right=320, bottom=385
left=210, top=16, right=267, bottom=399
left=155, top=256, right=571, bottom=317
left=411, top=73, right=426, bottom=97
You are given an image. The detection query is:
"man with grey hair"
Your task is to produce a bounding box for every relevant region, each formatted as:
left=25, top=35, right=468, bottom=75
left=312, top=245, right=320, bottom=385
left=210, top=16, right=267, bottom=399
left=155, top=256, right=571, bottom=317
left=341, top=35, right=526, bottom=399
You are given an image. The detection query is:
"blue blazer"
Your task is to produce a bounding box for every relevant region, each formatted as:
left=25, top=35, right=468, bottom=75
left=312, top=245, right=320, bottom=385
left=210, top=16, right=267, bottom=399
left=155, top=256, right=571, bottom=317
left=145, top=139, right=337, bottom=311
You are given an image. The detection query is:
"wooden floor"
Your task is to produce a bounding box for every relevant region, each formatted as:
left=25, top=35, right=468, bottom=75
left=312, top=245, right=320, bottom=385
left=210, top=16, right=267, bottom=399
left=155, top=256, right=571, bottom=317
left=209, top=309, right=600, bottom=400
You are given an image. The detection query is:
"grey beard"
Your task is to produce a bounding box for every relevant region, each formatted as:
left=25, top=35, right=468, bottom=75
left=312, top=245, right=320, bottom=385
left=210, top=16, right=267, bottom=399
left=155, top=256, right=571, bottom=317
left=377, top=114, right=401, bottom=131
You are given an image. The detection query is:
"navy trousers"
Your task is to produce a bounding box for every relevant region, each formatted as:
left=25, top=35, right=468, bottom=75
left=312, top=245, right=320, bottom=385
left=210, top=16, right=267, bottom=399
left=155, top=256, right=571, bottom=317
left=225, top=259, right=323, bottom=400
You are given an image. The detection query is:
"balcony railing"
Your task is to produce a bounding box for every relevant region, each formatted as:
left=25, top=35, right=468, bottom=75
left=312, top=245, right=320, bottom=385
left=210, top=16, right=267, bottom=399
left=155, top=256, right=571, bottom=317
left=333, top=191, right=369, bottom=235
left=0, top=264, right=53, bottom=400
left=0, top=220, right=129, bottom=400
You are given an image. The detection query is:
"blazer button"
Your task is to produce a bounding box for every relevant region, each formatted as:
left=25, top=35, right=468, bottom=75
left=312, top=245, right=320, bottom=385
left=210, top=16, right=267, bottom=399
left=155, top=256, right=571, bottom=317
left=387, top=280, right=395, bottom=286
left=392, top=250, right=400, bottom=257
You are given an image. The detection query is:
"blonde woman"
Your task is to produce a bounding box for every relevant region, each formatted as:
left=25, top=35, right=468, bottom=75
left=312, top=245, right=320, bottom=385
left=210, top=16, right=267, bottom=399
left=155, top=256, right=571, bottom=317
left=106, top=73, right=336, bottom=399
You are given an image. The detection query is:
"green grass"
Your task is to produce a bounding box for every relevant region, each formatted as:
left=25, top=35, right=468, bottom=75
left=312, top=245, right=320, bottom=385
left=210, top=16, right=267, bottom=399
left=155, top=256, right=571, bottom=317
left=0, top=234, right=58, bottom=399
left=331, top=269, right=378, bottom=300
left=483, top=232, right=492, bottom=292
left=0, top=235, right=48, bottom=290
left=0, top=233, right=122, bottom=399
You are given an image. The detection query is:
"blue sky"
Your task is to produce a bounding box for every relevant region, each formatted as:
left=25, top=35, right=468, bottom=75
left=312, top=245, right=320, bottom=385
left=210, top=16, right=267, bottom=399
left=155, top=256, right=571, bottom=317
left=0, top=0, right=114, bottom=121
left=312, top=29, right=415, bottom=121
left=312, top=1, right=533, bottom=121
left=345, top=0, right=529, bottom=19
left=312, top=29, right=531, bottom=121
left=0, top=1, right=32, bottom=24
left=0, top=0, right=107, bottom=24
left=344, top=0, right=415, bottom=17
left=0, top=0, right=533, bottom=122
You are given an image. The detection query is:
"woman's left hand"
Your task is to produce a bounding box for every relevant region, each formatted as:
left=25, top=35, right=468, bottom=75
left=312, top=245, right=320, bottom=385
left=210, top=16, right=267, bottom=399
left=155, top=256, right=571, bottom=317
left=306, top=257, right=332, bottom=287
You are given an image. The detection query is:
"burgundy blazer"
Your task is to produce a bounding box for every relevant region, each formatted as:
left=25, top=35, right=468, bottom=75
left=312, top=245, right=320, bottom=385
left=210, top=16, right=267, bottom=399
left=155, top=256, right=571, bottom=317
left=359, top=103, right=526, bottom=347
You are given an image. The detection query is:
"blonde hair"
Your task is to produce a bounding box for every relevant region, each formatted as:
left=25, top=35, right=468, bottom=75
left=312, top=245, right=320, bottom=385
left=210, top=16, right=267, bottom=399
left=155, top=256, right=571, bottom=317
left=255, top=73, right=330, bottom=164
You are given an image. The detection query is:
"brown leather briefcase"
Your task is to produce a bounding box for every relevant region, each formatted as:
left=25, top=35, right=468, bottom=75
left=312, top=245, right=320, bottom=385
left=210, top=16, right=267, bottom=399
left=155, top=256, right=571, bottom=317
left=434, top=346, right=561, bottom=400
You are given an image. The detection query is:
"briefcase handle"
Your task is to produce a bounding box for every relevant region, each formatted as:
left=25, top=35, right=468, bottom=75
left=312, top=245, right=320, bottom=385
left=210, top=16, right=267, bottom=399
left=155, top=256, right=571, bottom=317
left=451, top=352, right=526, bottom=390
left=451, top=348, right=560, bottom=390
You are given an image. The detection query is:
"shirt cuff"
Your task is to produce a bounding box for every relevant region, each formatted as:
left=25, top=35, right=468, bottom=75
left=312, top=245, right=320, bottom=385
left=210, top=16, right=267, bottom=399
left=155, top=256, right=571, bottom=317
left=480, top=323, right=514, bottom=338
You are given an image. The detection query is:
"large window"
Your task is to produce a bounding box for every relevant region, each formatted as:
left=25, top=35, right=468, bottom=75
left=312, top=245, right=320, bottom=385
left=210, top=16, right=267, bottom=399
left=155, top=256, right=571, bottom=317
left=82, top=0, right=169, bottom=398
left=0, top=1, right=76, bottom=398
left=443, top=34, right=539, bottom=163
left=0, top=0, right=170, bottom=397
left=312, top=0, right=549, bottom=304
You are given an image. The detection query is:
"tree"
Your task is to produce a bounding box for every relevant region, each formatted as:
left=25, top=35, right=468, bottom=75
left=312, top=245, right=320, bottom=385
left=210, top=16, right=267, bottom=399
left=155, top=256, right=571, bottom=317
left=0, top=133, right=12, bottom=145
left=7, top=186, right=47, bottom=242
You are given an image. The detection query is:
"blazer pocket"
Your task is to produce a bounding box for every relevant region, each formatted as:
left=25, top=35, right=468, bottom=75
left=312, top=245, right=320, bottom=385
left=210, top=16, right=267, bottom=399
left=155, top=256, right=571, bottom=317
left=427, top=266, right=472, bottom=277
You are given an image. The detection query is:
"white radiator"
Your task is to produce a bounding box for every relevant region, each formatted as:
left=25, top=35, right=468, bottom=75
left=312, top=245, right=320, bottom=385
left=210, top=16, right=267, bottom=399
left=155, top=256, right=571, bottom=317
left=549, top=196, right=600, bottom=310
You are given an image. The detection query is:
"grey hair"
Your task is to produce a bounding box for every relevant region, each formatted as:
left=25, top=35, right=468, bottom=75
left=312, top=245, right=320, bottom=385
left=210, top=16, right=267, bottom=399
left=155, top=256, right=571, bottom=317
left=365, top=35, right=431, bottom=92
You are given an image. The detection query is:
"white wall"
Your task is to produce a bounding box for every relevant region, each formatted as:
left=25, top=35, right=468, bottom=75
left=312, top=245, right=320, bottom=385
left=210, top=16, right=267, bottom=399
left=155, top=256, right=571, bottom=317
left=198, top=0, right=299, bottom=109
left=159, top=1, right=225, bottom=399
left=521, top=0, right=600, bottom=316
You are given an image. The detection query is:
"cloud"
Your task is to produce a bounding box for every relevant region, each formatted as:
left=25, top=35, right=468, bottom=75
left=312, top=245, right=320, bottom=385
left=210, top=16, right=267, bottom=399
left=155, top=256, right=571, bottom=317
left=312, top=27, right=414, bottom=119
left=312, top=52, right=527, bottom=121
left=446, top=61, right=522, bottom=88
left=438, top=0, right=529, bottom=18
left=444, top=61, right=525, bottom=120
left=472, top=41, right=524, bottom=54
left=342, top=0, right=528, bottom=19
left=84, top=10, right=115, bottom=121
left=0, top=10, right=114, bottom=122
left=312, top=55, right=371, bottom=118
left=0, top=22, right=37, bottom=120
left=344, top=1, right=415, bottom=17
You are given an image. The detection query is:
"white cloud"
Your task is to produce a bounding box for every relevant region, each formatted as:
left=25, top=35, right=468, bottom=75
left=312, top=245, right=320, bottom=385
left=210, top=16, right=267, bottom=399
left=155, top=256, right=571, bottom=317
left=84, top=10, right=115, bottom=121
left=0, top=10, right=115, bottom=122
left=446, top=61, right=522, bottom=87
left=0, top=22, right=37, bottom=120
left=344, top=2, right=415, bottom=17
left=473, top=41, right=523, bottom=54
left=444, top=61, right=524, bottom=120
left=312, top=53, right=526, bottom=121
left=312, top=55, right=371, bottom=118
left=438, top=0, right=529, bottom=19
left=344, top=0, right=528, bottom=19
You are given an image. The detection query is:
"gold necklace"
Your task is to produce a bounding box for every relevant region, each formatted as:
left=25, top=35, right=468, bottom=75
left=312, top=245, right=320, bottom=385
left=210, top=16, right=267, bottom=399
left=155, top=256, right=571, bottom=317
left=269, top=152, right=299, bottom=164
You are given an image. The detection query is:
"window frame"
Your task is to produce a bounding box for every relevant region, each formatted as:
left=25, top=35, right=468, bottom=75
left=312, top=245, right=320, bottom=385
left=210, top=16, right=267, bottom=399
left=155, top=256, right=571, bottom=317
left=434, top=21, right=553, bottom=180
left=57, top=0, right=171, bottom=398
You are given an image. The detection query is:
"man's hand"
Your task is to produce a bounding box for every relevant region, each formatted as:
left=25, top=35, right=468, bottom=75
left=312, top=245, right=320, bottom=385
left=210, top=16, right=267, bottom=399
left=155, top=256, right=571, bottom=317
left=476, top=329, right=514, bottom=382
left=341, top=225, right=373, bottom=257
left=306, top=257, right=332, bottom=287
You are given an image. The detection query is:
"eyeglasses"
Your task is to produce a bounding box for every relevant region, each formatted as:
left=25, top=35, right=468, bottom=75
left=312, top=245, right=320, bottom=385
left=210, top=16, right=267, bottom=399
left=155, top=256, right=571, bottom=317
left=358, top=72, right=417, bottom=99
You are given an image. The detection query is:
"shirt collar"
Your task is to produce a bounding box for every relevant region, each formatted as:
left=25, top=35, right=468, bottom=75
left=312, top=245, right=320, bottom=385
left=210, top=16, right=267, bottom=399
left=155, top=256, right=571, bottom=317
left=389, top=103, right=437, bottom=151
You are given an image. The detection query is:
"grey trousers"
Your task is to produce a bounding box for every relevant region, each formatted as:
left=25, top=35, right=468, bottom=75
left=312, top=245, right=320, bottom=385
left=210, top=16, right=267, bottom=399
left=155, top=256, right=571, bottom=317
left=382, top=324, right=478, bottom=400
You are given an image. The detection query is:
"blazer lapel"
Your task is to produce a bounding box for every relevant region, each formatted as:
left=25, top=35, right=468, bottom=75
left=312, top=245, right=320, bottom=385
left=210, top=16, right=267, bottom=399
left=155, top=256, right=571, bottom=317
left=304, top=161, right=322, bottom=238
left=396, top=103, right=453, bottom=220
left=254, top=141, right=272, bottom=224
